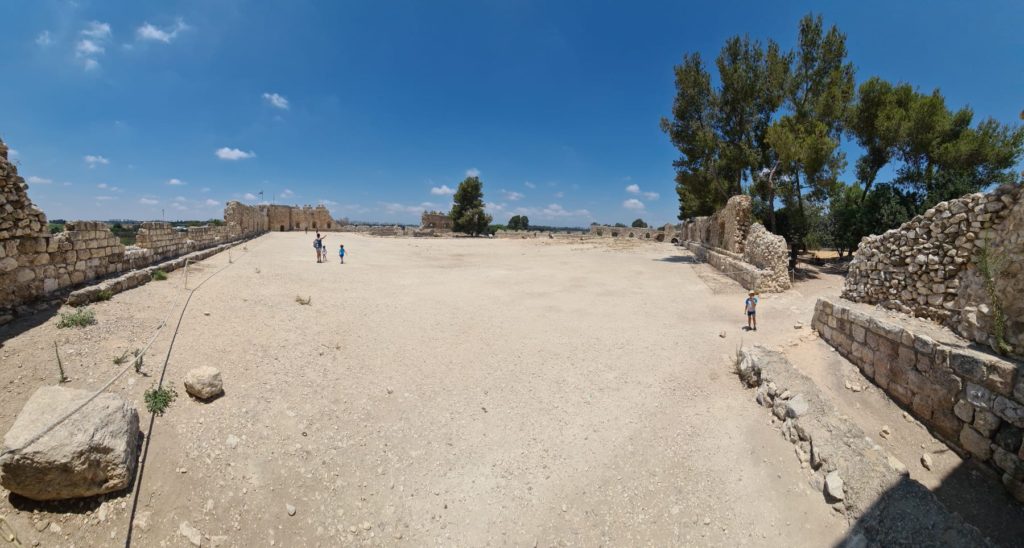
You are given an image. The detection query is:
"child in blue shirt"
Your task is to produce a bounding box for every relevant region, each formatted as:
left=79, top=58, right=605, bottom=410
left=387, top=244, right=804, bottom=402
left=338, top=244, right=346, bottom=264
left=745, top=291, right=758, bottom=331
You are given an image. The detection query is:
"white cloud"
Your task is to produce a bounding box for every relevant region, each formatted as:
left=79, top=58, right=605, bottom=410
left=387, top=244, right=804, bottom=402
left=174, top=196, right=187, bottom=202
left=430, top=185, right=455, bottom=196
left=171, top=202, right=188, bottom=211
left=215, top=147, right=255, bottom=160
left=643, top=191, right=660, bottom=200
left=95, top=195, right=116, bottom=201
left=82, top=58, right=100, bottom=71
left=97, top=183, right=109, bottom=189
left=76, top=39, right=103, bottom=56
left=201, top=187, right=211, bottom=193
left=139, top=198, right=159, bottom=205
left=168, top=178, right=186, bottom=186
left=623, top=198, right=645, bottom=211
left=626, top=183, right=659, bottom=201
left=524, top=181, right=536, bottom=189
left=465, top=168, right=480, bottom=177
left=205, top=199, right=220, bottom=207
left=512, top=203, right=591, bottom=220
left=625, top=184, right=640, bottom=194
left=84, top=154, right=109, bottom=167
left=280, top=188, right=294, bottom=198
left=36, top=31, right=52, bottom=46
left=501, top=190, right=524, bottom=201
left=262, top=92, right=290, bottom=110
left=27, top=176, right=53, bottom=185
left=485, top=202, right=507, bottom=214
left=242, top=192, right=258, bottom=200
left=319, top=199, right=339, bottom=206
left=62, top=182, right=72, bottom=186
left=381, top=202, right=440, bottom=215
left=82, top=21, right=111, bottom=39
left=136, top=18, right=189, bottom=43
left=554, top=191, right=564, bottom=198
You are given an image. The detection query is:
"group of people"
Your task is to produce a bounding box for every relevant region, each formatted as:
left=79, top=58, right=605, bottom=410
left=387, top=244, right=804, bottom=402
left=312, top=232, right=346, bottom=264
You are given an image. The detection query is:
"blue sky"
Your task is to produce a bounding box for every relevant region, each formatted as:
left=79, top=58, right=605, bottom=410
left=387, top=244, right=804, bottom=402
left=4, top=1, right=1022, bottom=226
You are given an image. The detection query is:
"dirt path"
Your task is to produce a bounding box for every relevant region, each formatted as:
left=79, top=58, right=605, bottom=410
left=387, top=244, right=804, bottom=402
left=0, top=233, right=847, bottom=547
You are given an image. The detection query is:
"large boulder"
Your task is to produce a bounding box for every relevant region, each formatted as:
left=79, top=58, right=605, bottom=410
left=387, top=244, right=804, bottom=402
left=184, top=366, right=224, bottom=400
left=0, top=386, right=140, bottom=500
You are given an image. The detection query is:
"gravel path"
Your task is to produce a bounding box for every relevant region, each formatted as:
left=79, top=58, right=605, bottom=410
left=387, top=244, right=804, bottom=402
left=0, top=233, right=846, bottom=547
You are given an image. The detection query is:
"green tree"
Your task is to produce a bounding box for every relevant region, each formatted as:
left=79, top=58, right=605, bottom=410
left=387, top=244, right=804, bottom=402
left=766, top=13, right=855, bottom=246
left=519, top=215, right=529, bottom=230
left=631, top=218, right=648, bottom=228
left=449, top=176, right=492, bottom=236
left=507, top=215, right=523, bottom=230
left=613, top=222, right=627, bottom=228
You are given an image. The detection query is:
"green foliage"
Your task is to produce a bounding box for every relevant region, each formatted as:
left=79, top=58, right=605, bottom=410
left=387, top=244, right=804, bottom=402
left=613, top=222, right=627, bottom=228
left=54, top=342, right=68, bottom=383
left=57, top=308, right=96, bottom=328
left=48, top=223, right=65, bottom=234
left=144, top=386, right=177, bottom=416
left=96, top=289, right=113, bottom=301
left=151, top=269, right=168, bottom=281
left=449, top=177, right=493, bottom=236
left=977, top=245, right=1012, bottom=355
left=631, top=218, right=648, bottom=228
left=507, top=215, right=531, bottom=230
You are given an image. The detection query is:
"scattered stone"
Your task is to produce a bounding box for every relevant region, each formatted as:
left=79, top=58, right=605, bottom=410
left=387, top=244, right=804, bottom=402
left=33, top=520, right=49, bottom=532
left=703, top=517, right=711, bottom=526
left=179, top=521, right=202, bottom=547
left=386, top=387, right=394, bottom=395
left=719, top=331, right=727, bottom=338
left=286, top=503, right=296, bottom=516
left=784, top=394, right=809, bottom=418
left=902, top=412, right=913, bottom=423
left=184, top=366, right=224, bottom=400
left=361, top=521, right=372, bottom=531
left=0, top=386, right=139, bottom=500
left=824, top=471, right=845, bottom=501
left=879, top=425, right=892, bottom=439
left=225, top=434, right=240, bottom=449
left=794, top=322, right=803, bottom=329
left=921, top=454, right=933, bottom=470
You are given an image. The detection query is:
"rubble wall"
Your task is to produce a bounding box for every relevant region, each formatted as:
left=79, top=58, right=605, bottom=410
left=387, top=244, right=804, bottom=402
left=813, top=297, right=1024, bottom=502
left=679, top=195, right=791, bottom=292
left=842, top=185, right=1024, bottom=356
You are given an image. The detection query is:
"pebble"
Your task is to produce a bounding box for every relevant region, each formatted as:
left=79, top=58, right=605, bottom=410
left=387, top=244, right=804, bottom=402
left=386, top=387, right=394, bottom=395
left=921, top=454, right=933, bottom=470
left=286, top=504, right=296, bottom=516
left=902, top=412, right=913, bottom=423
left=226, top=434, right=240, bottom=449
left=361, top=521, right=372, bottom=531
left=179, top=521, right=202, bottom=547
left=561, top=504, right=567, bottom=512
left=33, top=520, right=49, bottom=532
left=824, top=471, right=845, bottom=501
left=880, top=425, right=892, bottom=439
left=703, top=517, right=711, bottom=525
left=719, top=331, right=727, bottom=338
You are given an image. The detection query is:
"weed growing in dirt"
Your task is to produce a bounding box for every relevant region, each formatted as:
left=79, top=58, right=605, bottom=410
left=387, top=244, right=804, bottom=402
left=144, top=386, right=177, bottom=415
left=54, top=342, right=68, bottom=383
left=977, top=244, right=1012, bottom=355
left=295, top=295, right=312, bottom=305
left=132, top=349, right=144, bottom=373
left=151, top=269, right=168, bottom=281
left=57, top=308, right=96, bottom=328
left=96, top=289, right=113, bottom=301
left=113, top=353, right=128, bottom=365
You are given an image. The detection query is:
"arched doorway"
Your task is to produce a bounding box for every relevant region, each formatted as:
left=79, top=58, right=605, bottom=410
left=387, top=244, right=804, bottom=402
left=279, top=225, right=285, bottom=231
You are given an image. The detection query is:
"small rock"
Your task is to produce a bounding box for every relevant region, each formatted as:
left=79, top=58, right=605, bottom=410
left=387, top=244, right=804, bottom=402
left=225, top=435, right=240, bottom=449
left=785, top=394, right=809, bottom=418
left=386, top=387, right=394, bottom=395
left=719, top=331, right=727, bottom=338
left=179, top=521, right=202, bottom=547
left=361, top=521, right=371, bottom=531
left=921, top=454, right=933, bottom=470
left=286, top=503, right=296, bottom=516
left=703, top=517, right=711, bottom=525
left=880, top=425, right=892, bottom=439
left=184, top=366, right=224, bottom=400
left=794, top=322, right=803, bottom=329
left=203, top=312, right=210, bottom=316
left=33, top=520, right=49, bottom=532
left=349, top=526, right=357, bottom=533
left=902, top=412, right=913, bottom=423
left=561, top=504, right=567, bottom=512
left=851, top=384, right=863, bottom=393
left=824, top=471, right=845, bottom=501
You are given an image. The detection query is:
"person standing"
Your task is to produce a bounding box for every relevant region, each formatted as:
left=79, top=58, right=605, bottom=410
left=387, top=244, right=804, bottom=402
left=745, top=291, right=758, bottom=331
left=313, top=235, right=323, bottom=263
left=338, top=244, right=346, bottom=264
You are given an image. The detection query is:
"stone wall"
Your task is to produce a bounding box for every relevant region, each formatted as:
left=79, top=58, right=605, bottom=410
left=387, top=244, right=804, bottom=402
left=678, top=195, right=791, bottom=292
left=420, top=212, right=453, bottom=230
left=0, top=137, right=267, bottom=323
left=265, top=204, right=336, bottom=232
left=586, top=223, right=678, bottom=242
left=842, top=185, right=1023, bottom=356
left=812, top=297, right=1024, bottom=502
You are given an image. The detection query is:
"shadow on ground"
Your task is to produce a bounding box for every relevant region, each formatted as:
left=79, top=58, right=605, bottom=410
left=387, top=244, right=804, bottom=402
left=655, top=255, right=700, bottom=264
left=838, top=458, right=1024, bottom=547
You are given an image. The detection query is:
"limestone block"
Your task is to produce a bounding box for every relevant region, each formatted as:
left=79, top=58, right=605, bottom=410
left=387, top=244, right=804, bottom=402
left=0, top=386, right=139, bottom=500
left=184, top=367, right=224, bottom=400
left=959, top=425, right=993, bottom=460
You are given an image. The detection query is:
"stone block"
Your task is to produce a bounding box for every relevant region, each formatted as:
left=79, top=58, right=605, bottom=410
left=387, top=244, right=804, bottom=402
left=984, top=358, right=1018, bottom=396
left=953, top=399, right=975, bottom=422
left=994, top=423, right=1023, bottom=454
left=965, top=383, right=996, bottom=410
left=950, top=350, right=986, bottom=383
left=993, top=396, right=1024, bottom=429
left=897, top=345, right=917, bottom=369
left=974, top=409, right=1001, bottom=437
left=959, top=425, right=993, bottom=461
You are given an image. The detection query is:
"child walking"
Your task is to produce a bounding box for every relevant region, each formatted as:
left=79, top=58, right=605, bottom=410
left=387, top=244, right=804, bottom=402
left=338, top=244, right=346, bottom=264
left=745, top=291, right=758, bottom=331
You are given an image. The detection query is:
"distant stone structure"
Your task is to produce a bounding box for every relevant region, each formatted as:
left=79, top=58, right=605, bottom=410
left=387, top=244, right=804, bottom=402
left=420, top=211, right=453, bottom=231
left=0, top=137, right=266, bottom=324
left=842, top=184, right=1023, bottom=356
left=678, top=195, right=791, bottom=292
left=265, top=204, right=336, bottom=232
left=586, top=223, right=679, bottom=242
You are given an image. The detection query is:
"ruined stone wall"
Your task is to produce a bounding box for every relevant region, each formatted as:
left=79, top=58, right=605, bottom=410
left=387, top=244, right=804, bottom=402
left=263, top=204, right=336, bottom=231
left=586, top=224, right=678, bottom=242
left=224, top=201, right=267, bottom=236
left=842, top=185, right=1024, bottom=356
left=678, top=195, right=790, bottom=292
left=421, top=212, right=453, bottom=230
left=813, top=297, right=1024, bottom=502
left=135, top=222, right=189, bottom=262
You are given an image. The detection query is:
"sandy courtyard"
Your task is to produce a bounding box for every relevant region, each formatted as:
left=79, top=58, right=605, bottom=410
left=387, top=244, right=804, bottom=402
left=0, top=233, right=849, bottom=547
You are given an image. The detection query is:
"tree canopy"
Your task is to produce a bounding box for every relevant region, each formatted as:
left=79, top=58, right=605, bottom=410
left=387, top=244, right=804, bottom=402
left=449, top=176, right=493, bottom=236
left=631, top=218, right=648, bottom=228
left=507, top=214, right=530, bottom=230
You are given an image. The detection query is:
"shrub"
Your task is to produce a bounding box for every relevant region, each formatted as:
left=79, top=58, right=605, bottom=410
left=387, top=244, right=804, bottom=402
left=57, top=308, right=96, bottom=328
left=96, top=289, right=113, bottom=301
left=151, top=270, right=168, bottom=281
left=144, top=386, right=177, bottom=416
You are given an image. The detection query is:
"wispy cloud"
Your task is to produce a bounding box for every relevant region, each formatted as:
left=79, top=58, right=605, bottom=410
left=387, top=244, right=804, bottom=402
left=136, top=18, right=189, bottom=43
left=381, top=201, right=441, bottom=215
left=280, top=188, right=294, bottom=198
left=205, top=199, right=220, bottom=207
left=513, top=203, right=591, bottom=220
left=84, top=154, right=110, bottom=168
left=554, top=191, right=564, bottom=198
left=36, top=31, right=52, bottom=46
left=82, top=21, right=111, bottom=39
left=76, top=22, right=111, bottom=70
left=501, top=190, right=524, bottom=201
left=243, top=192, right=258, bottom=200
left=626, top=183, right=659, bottom=200
left=622, top=198, right=645, bottom=211
left=173, top=196, right=187, bottom=202
left=524, top=181, right=536, bottom=189
left=167, top=178, right=186, bottom=186
left=27, top=176, right=53, bottom=185
left=95, top=195, right=116, bottom=201
left=430, top=185, right=454, bottom=196
left=465, top=168, right=480, bottom=178
left=201, top=187, right=211, bottom=193
left=139, top=197, right=159, bottom=205
left=262, top=92, right=289, bottom=110
left=215, top=147, right=255, bottom=160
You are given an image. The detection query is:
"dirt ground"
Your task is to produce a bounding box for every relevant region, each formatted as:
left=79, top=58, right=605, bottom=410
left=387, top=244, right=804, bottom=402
left=0, top=232, right=999, bottom=547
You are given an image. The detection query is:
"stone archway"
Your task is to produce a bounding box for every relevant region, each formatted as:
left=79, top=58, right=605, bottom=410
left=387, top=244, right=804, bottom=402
left=671, top=237, right=679, bottom=244
left=628, top=232, right=635, bottom=238
left=279, top=225, right=285, bottom=232
left=645, top=233, right=651, bottom=239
